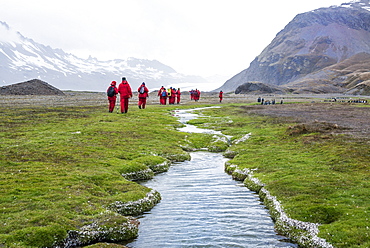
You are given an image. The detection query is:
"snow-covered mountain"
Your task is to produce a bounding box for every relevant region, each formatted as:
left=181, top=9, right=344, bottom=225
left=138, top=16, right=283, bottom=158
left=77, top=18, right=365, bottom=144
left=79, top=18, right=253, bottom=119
left=0, top=21, right=209, bottom=92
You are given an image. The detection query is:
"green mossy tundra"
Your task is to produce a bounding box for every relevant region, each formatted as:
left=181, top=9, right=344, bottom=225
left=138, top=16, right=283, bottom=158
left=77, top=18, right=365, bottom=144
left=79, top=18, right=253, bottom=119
left=1, top=102, right=369, bottom=248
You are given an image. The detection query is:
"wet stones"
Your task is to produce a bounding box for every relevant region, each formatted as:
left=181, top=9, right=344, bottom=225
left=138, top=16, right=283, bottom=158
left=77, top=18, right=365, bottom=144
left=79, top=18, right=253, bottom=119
left=148, top=161, right=170, bottom=174
left=121, top=168, right=155, bottom=181
left=162, top=152, right=191, bottom=162
left=223, top=149, right=238, bottom=158
left=54, top=213, right=139, bottom=248
left=121, top=160, right=172, bottom=181
left=108, top=190, right=161, bottom=216
left=224, top=162, right=251, bottom=181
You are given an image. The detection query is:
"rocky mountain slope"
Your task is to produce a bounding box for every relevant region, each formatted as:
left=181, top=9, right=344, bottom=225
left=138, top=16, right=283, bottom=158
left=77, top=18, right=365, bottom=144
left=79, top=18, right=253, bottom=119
left=218, top=0, right=370, bottom=95
left=0, top=21, right=207, bottom=92
left=0, top=79, right=65, bottom=95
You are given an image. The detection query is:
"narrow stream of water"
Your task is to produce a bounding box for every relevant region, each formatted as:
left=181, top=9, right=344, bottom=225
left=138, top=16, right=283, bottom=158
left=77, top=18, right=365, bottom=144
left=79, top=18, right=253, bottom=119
left=126, top=108, right=297, bottom=247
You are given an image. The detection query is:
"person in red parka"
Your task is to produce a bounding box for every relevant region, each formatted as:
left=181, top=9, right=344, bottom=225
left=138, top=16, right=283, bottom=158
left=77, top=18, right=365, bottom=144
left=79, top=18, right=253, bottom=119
left=219, top=90, right=223, bottom=103
left=137, top=82, right=149, bottom=109
left=117, top=77, right=133, bottom=113
left=194, top=89, right=200, bottom=101
left=107, top=81, right=118, bottom=113
left=169, top=87, right=176, bottom=104
left=176, top=88, right=181, bottom=104
left=158, top=86, right=167, bottom=105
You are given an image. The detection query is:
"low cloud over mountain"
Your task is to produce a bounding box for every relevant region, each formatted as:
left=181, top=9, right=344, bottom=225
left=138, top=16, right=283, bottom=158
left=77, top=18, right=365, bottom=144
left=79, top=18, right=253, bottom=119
left=0, top=21, right=208, bottom=92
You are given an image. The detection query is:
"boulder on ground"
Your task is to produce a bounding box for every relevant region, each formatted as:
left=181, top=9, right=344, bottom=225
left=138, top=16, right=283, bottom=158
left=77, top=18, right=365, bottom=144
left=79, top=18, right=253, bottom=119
left=235, top=82, right=286, bottom=94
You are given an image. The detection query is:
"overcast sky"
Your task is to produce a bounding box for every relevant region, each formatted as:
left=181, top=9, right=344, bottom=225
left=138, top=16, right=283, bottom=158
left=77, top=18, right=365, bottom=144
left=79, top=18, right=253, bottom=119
left=0, top=0, right=347, bottom=79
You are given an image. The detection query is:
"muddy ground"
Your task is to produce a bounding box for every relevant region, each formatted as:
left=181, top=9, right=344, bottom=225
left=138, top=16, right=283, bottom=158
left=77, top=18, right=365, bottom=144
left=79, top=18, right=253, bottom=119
left=1, top=91, right=369, bottom=140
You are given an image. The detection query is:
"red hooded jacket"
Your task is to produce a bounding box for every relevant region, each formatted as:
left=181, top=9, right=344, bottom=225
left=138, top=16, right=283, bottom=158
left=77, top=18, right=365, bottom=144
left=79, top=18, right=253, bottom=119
left=118, top=80, right=133, bottom=98
left=107, top=81, right=118, bottom=100
left=138, top=84, right=149, bottom=98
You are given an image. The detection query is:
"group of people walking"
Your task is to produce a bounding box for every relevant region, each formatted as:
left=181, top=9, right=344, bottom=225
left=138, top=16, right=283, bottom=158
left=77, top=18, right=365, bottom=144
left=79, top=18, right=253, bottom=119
left=107, top=77, right=149, bottom=114
left=157, top=86, right=181, bottom=105
left=189, top=89, right=201, bottom=101
left=107, top=78, right=183, bottom=113
left=107, top=77, right=224, bottom=113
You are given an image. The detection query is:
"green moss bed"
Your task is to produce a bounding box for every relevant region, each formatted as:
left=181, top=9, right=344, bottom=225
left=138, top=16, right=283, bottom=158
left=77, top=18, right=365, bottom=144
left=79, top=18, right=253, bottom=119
left=1, top=102, right=369, bottom=248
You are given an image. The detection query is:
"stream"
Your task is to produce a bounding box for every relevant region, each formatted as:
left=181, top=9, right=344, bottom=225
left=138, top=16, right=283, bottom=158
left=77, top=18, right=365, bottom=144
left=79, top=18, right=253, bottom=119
left=126, top=108, right=297, bottom=247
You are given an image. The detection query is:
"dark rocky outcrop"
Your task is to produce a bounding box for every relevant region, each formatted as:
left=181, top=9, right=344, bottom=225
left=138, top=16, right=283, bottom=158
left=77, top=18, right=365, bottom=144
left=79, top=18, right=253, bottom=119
left=0, top=79, right=65, bottom=95
left=235, top=82, right=286, bottom=94
left=217, top=1, right=370, bottom=95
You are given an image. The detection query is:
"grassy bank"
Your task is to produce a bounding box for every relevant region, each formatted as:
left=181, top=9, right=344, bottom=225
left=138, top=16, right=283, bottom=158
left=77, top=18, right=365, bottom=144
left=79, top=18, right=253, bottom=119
left=1, top=99, right=369, bottom=247
left=0, top=104, right=210, bottom=247
left=194, top=104, right=370, bottom=248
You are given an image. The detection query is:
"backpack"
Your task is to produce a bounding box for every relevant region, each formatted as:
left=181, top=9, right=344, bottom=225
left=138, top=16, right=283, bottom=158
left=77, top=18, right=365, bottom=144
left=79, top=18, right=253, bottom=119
left=161, top=90, right=167, bottom=97
left=139, top=86, right=145, bottom=94
left=107, top=86, right=115, bottom=97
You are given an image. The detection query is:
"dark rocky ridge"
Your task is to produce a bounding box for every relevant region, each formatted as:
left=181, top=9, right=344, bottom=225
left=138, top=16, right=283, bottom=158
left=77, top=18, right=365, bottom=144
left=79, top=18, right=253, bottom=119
left=235, top=82, right=285, bottom=94
left=0, top=79, right=65, bottom=95
left=218, top=1, right=370, bottom=95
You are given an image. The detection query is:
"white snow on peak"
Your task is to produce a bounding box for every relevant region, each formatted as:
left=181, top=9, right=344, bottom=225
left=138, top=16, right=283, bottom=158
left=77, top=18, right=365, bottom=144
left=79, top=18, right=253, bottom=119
left=338, top=0, right=370, bottom=11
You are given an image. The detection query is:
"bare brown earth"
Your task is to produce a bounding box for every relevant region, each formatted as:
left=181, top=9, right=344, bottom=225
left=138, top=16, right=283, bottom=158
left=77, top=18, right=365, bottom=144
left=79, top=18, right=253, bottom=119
left=1, top=91, right=369, bottom=140
left=193, top=93, right=370, bottom=141
left=239, top=102, right=370, bottom=140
